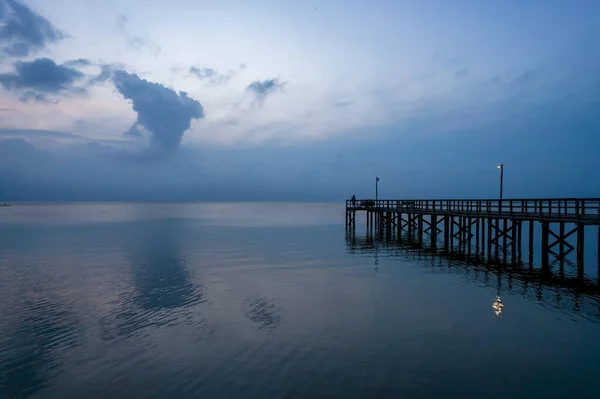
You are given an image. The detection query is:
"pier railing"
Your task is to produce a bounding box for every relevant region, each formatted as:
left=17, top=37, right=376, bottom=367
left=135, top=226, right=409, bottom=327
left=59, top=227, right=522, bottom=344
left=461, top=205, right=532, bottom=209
left=346, top=198, right=600, bottom=222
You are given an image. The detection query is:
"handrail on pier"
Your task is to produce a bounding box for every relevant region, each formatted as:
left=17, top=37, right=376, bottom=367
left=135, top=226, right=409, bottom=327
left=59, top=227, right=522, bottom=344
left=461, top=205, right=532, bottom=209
left=346, top=198, right=600, bottom=223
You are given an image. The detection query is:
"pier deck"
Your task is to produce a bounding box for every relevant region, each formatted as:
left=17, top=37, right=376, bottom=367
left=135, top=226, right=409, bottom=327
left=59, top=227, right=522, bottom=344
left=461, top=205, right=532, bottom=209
left=347, top=199, right=600, bottom=224
left=345, top=198, right=600, bottom=268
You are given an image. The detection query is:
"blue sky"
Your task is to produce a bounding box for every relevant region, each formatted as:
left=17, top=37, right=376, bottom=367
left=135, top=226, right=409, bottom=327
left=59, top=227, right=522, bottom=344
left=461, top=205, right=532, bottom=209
left=0, top=0, right=599, bottom=201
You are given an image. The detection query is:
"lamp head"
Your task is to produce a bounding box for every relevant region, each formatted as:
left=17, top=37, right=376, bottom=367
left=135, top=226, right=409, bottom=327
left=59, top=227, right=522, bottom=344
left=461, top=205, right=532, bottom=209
left=497, top=164, right=503, bottom=169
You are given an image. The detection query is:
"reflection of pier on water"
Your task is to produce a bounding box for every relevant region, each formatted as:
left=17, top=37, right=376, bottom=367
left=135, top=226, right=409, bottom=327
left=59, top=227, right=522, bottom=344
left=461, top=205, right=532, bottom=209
left=345, top=231, right=600, bottom=322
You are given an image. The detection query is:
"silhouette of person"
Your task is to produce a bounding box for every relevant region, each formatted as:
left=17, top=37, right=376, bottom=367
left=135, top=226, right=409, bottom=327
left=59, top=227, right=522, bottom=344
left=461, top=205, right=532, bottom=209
left=351, top=194, right=356, bottom=208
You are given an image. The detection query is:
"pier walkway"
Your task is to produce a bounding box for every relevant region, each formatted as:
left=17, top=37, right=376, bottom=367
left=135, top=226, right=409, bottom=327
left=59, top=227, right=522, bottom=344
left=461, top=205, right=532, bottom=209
left=345, top=198, right=600, bottom=267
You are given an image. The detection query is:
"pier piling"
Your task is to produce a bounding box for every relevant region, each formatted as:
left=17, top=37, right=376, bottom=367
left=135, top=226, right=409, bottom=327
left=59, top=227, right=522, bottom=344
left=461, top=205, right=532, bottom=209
left=351, top=197, right=600, bottom=270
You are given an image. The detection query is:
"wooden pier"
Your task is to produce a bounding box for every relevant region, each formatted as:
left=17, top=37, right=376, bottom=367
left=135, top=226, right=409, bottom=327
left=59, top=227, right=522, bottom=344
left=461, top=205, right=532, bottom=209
left=345, top=198, right=600, bottom=268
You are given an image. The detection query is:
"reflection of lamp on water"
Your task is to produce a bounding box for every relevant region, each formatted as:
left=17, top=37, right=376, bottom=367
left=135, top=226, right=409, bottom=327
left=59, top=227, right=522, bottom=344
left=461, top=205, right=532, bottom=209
left=492, top=296, right=504, bottom=316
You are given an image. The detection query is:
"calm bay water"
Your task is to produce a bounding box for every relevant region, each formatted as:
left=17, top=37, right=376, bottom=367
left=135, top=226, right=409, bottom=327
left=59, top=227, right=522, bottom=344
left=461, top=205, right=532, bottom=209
left=1, top=202, right=600, bottom=399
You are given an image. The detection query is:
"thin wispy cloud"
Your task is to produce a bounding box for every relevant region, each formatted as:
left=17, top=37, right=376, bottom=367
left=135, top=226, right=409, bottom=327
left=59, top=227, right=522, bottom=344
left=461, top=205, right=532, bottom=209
left=0, top=128, right=80, bottom=139
left=189, top=66, right=235, bottom=85
left=116, top=14, right=161, bottom=56
left=247, top=79, right=285, bottom=97
left=242, top=78, right=286, bottom=109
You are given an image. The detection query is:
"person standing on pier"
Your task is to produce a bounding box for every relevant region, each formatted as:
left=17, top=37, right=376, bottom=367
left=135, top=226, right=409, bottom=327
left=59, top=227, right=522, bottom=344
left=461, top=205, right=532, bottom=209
left=351, top=195, right=356, bottom=208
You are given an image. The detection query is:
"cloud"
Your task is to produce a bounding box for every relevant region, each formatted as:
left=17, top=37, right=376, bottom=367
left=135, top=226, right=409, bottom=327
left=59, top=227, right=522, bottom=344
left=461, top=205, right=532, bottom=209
left=0, top=0, right=63, bottom=56
left=189, top=66, right=235, bottom=85
left=116, top=14, right=161, bottom=56
left=0, top=58, right=86, bottom=102
left=170, top=64, right=185, bottom=75
left=88, top=63, right=120, bottom=84
left=242, top=78, right=286, bottom=109
left=333, top=100, right=353, bottom=108
left=112, top=70, right=205, bottom=152
left=123, top=122, right=143, bottom=138
left=64, top=58, right=92, bottom=68
left=247, top=78, right=286, bottom=98
left=18, top=90, right=57, bottom=103
left=0, top=128, right=80, bottom=140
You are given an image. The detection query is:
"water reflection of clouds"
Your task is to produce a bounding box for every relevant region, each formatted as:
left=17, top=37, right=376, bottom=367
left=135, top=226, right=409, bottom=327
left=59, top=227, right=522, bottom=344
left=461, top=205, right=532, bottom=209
left=244, top=297, right=281, bottom=331
left=100, top=220, right=206, bottom=342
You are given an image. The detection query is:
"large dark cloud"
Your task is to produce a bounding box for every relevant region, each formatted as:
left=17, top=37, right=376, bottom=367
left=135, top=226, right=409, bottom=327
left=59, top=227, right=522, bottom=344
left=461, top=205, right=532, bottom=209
left=189, top=66, right=235, bottom=85
left=0, top=58, right=85, bottom=102
left=112, top=70, right=204, bottom=152
left=0, top=0, right=62, bottom=56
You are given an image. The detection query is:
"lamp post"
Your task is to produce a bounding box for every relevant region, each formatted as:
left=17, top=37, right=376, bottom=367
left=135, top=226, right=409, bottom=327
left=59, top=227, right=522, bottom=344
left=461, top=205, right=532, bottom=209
left=376, top=176, right=379, bottom=202
left=497, top=163, right=503, bottom=212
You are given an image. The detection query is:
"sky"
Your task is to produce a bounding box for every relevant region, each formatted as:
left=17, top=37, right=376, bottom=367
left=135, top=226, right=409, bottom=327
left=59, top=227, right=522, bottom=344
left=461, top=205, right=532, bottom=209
left=0, top=0, right=599, bottom=201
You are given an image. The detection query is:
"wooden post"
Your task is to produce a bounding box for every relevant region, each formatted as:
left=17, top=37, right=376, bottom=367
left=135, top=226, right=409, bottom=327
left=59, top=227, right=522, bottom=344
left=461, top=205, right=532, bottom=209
left=511, top=221, right=517, bottom=265
left=577, top=223, right=585, bottom=267
left=495, top=219, right=500, bottom=262
left=418, top=214, right=424, bottom=243
left=529, top=221, right=534, bottom=265
left=372, top=211, right=376, bottom=232
left=468, top=217, right=472, bottom=254
left=475, top=217, right=480, bottom=249
left=444, top=216, right=449, bottom=252
left=449, top=216, right=454, bottom=251
left=517, top=221, right=523, bottom=256
left=559, top=222, right=565, bottom=259
left=431, top=214, right=437, bottom=251
left=371, top=211, right=375, bottom=234
left=481, top=218, right=486, bottom=257
left=502, top=219, right=508, bottom=263
left=386, top=212, right=392, bottom=236
left=541, top=221, right=549, bottom=268
left=502, top=219, right=508, bottom=250
left=487, top=217, right=492, bottom=257
left=372, top=211, right=376, bottom=231
left=457, top=216, right=462, bottom=248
